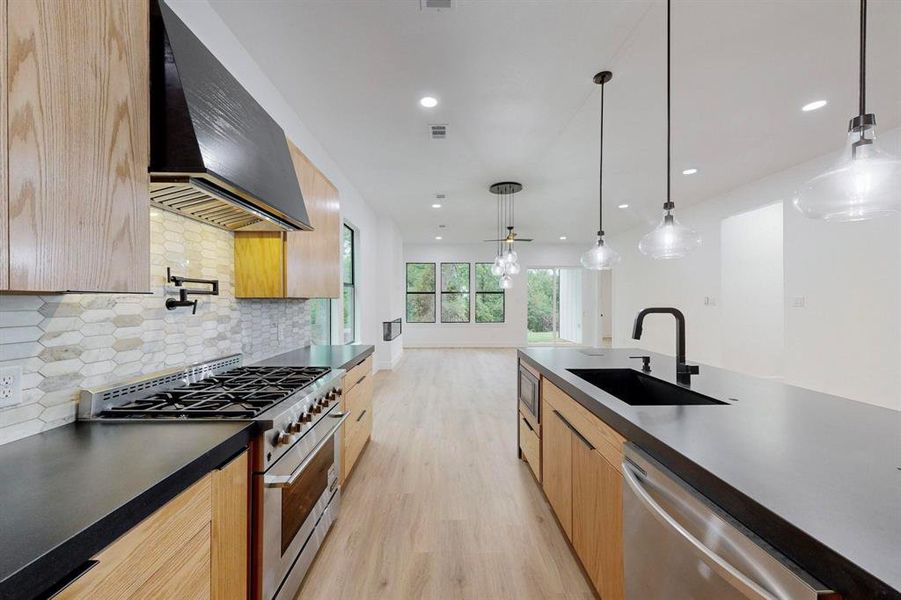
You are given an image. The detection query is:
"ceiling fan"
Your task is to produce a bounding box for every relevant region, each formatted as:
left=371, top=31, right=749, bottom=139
left=484, top=225, right=534, bottom=243
left=483, top=182, right=533, bottom=243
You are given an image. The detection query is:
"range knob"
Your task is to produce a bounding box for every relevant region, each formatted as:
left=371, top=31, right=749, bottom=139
left=334, top=387, right=343, bottom=397
left=311, top=404, right=322, bottom=414
left=325, top=390, right=336, bottom=401
left=299, top=412, right=312, bottom=423
left=287, top=421, right=302, bottom=434
left=274, top=431, right=293, bottom=446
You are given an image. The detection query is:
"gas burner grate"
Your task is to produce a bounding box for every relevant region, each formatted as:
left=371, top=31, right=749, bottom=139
left=96, top=365, right=331, bottom=420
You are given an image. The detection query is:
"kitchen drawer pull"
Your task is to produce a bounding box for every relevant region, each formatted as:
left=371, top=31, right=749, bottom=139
left=356, top=409, right=367, bottom=423
left=521, top=415, right=535, bottom=433
left=552, top=410, right=594, bottom=450
left=264, top=412, right=350, bottom=488
left=356, top=374, right=367, bottom=386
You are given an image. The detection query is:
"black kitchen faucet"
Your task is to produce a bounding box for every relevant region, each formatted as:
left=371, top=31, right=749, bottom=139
left=632, top=307, right=699, bottom=385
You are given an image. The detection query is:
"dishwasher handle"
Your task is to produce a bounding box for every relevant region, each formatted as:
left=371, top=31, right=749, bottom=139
left=622, top=460, right=777, bottom=600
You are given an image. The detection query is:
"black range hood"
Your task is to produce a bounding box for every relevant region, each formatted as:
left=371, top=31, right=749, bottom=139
left=149, top=0, right=311, bottom=231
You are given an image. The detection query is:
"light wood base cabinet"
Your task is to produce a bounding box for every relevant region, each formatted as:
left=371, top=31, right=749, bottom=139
left=540, top=378, right=625, bottom=600
left=57, top=450, right=248, bottom=600
left=341, top=356, right=373, bottom=484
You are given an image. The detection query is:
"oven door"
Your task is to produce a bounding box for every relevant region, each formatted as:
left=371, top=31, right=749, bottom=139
left=518, top=364, right=540, bottom=423
left=259, top=407, right=349, bottom=600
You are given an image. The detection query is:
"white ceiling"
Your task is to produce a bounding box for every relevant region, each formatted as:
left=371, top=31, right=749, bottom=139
left=209, top=0, right=901, bottom=244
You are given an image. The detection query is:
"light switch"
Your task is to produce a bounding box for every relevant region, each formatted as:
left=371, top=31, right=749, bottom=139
left=791, top=297, right=806, bottom=308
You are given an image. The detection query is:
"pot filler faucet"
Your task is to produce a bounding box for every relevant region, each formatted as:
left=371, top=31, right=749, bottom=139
left=632, top=307, right=699, bottom=385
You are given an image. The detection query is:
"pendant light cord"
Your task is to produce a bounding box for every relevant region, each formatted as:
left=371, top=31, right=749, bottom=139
left=598, top=81, right=605, bottom=236
left=666, top=0, right=672, bottom=212
left=859, top=0, right=866, bottom=117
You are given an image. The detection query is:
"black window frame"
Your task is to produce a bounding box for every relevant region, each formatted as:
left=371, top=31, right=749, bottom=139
left=474, top=262, right=506, bottom=323
left=440, top=262, right=471, bottom=323
left=342, top=224, right=355, bottom=343
left=405, top=262, right=437, bottom=323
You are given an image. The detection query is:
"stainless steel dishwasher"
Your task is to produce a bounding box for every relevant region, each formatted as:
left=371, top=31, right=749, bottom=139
left=622, top=444, right=840, bottom=600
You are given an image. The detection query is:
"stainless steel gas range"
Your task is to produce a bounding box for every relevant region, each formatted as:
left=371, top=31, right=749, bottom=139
left=79, top=354, right=346, bottom=600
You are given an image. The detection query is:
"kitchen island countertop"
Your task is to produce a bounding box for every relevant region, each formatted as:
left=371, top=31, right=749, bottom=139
left=519, top=347, right=901, bottom=600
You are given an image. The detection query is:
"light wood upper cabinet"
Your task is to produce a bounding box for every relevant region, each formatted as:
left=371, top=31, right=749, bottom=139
left=1, top=0, right=8, bottom=290
left=234, top=137, right=341, bottom=299
left=5, top=0, right=150, bottom=293
left=542, top=397, right=573, bottom=539
left=285, top=140, right=341, bottom=299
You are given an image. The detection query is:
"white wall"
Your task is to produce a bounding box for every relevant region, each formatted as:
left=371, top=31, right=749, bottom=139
left=403, top=244, right=601, bottom=348
left=375, top=216, right=405, bottom=370
left=608, top=127, right=901, bottom=410
left=168, top=0, right=402, bottom=370
left=720, top=202, right=784, bottom=379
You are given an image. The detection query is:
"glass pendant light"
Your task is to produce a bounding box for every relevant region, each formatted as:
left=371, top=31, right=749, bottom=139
left=793, top=0, right=901, bottom=221
left=581, top=71, right=621, bottom=270
left=639, top=0, right=701, bottom=260
left=490, top=195, right=505, bottom=275
left=500, top=273, right=513, bottom=289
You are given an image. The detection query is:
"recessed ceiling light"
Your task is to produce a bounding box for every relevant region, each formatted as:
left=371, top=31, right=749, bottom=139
left=618, top=203, right=629, bottom=209
left=432, top=203, right=442, bottom=208
left=559, top=236, right=567, bottom=240
left=682, top=168, right=698, bottom=175
left=434, top=235, right=443, bottom=240
left=420, top=96, right=438, bottom=108
left=801, top=99, right=827, bottom=112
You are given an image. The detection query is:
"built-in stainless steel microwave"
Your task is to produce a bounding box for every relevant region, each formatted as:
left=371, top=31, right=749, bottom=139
left=518, top=362, right=540, bottom=423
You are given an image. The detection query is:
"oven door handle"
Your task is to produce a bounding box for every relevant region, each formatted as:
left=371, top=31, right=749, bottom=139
left=264, top=412, right=350, bottom=488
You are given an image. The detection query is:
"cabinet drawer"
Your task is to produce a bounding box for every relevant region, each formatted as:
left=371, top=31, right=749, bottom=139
left=57, top=474, right=212, bottom=599
left=344, top=406, right=372, bottom=478
left=519, top=413, right=541, bottom=482
left=542, top=379, right=625, bottom=471
left=344, top=356, right=372, bottom=393
left=345, top=371, right=373, bottom=425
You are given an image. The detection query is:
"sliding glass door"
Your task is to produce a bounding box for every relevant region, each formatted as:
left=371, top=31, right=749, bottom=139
left=527, top=268, right=582, bottom=345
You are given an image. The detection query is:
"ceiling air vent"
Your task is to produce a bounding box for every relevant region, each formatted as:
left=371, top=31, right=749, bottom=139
left=429, top=124, right=447, bottom=140
left=421, top=0, right=453, bottom=10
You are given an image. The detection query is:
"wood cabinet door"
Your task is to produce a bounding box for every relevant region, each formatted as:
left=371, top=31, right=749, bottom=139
left=284, top=139, right=341, bottom=299
left=542, top=406, right=573, bottom=539
left=7, top=0, right=150, bottom=292
left=234, top=231, right=286, bottom=298
left=1, top=0, right=8, bottom=290
left=573, top=443, right=624, bottom=600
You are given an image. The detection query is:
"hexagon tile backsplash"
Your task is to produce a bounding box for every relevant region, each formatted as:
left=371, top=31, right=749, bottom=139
left=0, top=209, right=311, bottom=445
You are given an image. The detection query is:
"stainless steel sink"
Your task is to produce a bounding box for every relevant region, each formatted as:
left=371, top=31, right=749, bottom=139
left=567, top=368, right=727, bottom=406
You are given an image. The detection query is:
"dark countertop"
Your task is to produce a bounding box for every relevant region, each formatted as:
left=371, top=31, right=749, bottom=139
left=519, top=347, right=901, bottom=600
left=0, top=421, right=253, bottom=600
left=253, top=344, right=374, bottom=371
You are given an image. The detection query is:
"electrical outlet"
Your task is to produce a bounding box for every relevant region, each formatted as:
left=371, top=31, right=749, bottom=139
left=791, top=296, right=806, bottom=308
left=0, top=366, right=23, bottom=408
left=277, top=323, right=286, bottom=342
left=704, top=296, right=717, bottom=306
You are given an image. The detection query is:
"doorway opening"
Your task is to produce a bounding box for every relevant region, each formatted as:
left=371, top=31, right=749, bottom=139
left=527, top=268, right=582, bottom=345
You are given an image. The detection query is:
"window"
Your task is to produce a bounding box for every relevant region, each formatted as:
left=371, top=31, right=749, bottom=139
left=440, top=263, right=470, bottom=323
left=475, top=263, right=505, bottom=323
left=406, top=263, right=436, bottom=323
left=342, top=224, right=355, bottom=343
left=310, top=298, right=331, bottom=345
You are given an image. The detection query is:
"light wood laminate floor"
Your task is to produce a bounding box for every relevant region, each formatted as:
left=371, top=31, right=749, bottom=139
left=296, top=348, right=594, bottom=599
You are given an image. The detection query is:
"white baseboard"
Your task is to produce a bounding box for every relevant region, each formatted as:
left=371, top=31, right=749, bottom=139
left=403, top=342, right=519, bottom=349
left=374, top=349, right=404, bottom=371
